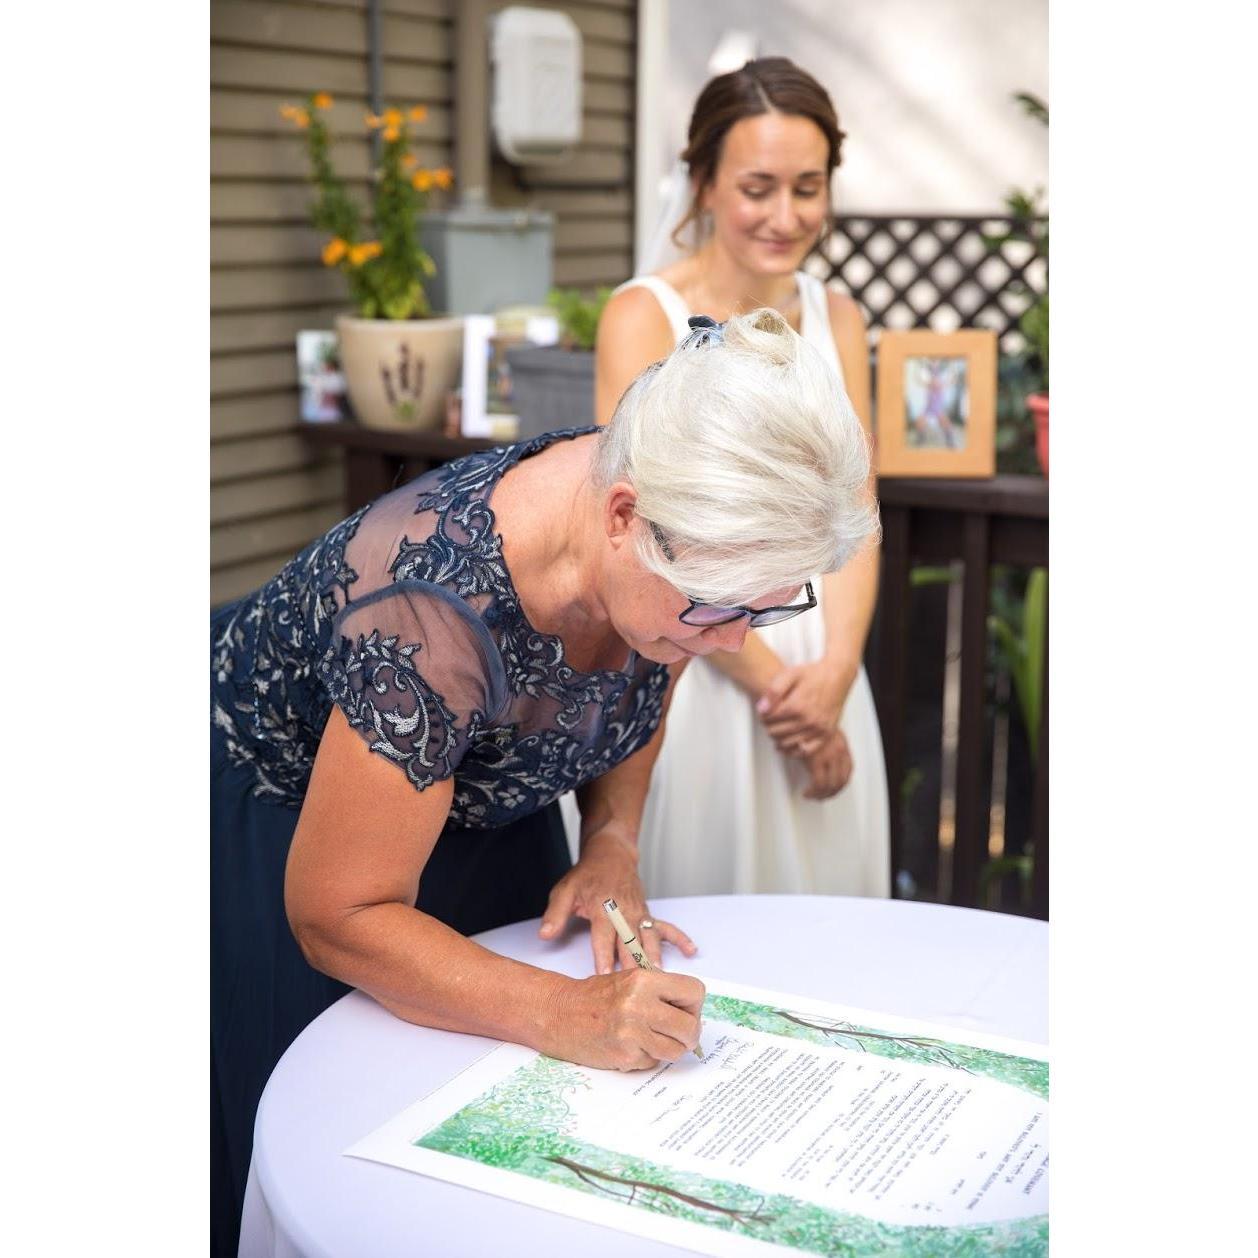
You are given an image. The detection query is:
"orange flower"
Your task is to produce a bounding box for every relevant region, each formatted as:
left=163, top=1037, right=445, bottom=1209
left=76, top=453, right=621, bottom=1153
left=402, top=153, right=418, bottom=170
left=322, top=237, right=348, bottom=266
left=279, top=104, right=309, bottom=128
left=382, top=125, right=400, bottom=143
left=432, top=167, right=453, bottom=190
left=412, top=169, right=434, bottom=192
left=365, top=112, right=384, bottom=129
left=312, top=92, right=333, bottom=110
left=383, top=107, right=403, bottom=129
left=409, top=105, right=428, bottom=123
left=348, top=241, right=383, bottom=266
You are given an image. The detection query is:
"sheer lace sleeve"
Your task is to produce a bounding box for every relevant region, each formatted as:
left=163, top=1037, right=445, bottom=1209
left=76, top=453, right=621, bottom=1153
left=317, top=580, right=507, bottom=791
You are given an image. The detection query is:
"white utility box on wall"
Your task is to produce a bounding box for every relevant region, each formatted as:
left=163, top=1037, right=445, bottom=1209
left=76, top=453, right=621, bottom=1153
left=491, top=7, right=582, bottom=165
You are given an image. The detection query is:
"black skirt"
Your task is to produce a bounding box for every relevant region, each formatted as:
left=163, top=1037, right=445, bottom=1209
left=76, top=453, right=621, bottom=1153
left=210, top=722, right=572, bottom=1257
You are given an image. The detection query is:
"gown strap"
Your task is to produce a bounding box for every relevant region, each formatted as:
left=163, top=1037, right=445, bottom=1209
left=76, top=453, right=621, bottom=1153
left=794, top=271, right=847, bottom=388
left=613, top=275, right=694, bottom=345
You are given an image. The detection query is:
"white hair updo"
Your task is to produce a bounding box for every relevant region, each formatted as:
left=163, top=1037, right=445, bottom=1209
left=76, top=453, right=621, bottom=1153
left=593, top=307, right=880, bottom=606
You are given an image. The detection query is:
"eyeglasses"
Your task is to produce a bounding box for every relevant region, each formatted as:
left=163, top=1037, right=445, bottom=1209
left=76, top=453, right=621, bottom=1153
left=647, top=519, right=818, bottom=628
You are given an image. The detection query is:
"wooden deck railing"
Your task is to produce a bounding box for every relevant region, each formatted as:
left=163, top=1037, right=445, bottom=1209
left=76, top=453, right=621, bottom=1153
left=302, top=422, right=498, bottom=510
left=871, top=476, right=1048, bottom=918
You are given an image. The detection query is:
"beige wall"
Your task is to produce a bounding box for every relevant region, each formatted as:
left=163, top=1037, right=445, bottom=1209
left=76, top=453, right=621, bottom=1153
left=210, top=0, right=637, bottom=605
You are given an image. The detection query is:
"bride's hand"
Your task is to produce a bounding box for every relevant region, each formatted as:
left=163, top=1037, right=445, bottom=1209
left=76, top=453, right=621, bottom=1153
left=756, top=660, right=849, bottom=751
left=791, top=727, right=854, bottom=800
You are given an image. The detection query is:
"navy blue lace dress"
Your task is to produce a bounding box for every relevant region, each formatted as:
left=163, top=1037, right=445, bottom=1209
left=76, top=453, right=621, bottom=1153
left=209, top=426, right=669, bottom=1256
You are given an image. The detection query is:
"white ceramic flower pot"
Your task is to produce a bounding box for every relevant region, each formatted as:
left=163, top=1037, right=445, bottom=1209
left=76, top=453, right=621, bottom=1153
left=335, top=313, right=464, bottom=431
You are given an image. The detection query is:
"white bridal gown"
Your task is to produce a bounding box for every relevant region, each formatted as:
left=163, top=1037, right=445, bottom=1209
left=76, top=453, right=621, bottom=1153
left=563, top=271, right=890, bottom=898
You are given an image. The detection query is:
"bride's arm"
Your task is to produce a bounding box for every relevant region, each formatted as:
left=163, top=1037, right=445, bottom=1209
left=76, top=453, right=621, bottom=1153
left=594, top=287, right=677, bottom=425
left=819, top=289, right=880, bottom=702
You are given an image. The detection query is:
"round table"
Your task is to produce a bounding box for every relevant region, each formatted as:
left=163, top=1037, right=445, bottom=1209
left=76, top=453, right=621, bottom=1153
left=239, top=895, right=1047, bottom=1258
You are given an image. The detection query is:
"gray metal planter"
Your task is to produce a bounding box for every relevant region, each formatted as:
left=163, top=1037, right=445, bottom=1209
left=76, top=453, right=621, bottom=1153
left=419, top=206, right=554, bottom=316
left=505, top=346, right=596, bottom=438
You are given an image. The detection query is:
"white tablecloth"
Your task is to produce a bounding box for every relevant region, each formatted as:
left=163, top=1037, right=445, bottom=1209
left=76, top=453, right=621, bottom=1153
left=239, top=895, right=1047, bottom=1258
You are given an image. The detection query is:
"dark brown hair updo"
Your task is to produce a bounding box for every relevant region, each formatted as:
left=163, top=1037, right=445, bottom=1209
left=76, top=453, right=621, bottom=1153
left=672, top=57, right=846, bottom=251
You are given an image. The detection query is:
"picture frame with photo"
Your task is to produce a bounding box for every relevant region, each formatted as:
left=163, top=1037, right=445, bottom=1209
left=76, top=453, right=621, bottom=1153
left=296, top=329, right=349, bottom=423
left=875, top=329, right=997, bottom=478
left=458, top=315, right=521, bottom=440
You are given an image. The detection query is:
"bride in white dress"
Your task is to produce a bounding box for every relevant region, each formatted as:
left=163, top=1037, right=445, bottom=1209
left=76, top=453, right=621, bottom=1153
left=584, top=57, right=889, bottom=897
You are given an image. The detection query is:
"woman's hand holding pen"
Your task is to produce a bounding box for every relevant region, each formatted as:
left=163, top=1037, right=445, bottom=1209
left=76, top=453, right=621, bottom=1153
left=538, top=824, right=697, bottom=973
left=542, top=967, right=706, bottom=1071
left=537, top=826, right=705, bottom=1070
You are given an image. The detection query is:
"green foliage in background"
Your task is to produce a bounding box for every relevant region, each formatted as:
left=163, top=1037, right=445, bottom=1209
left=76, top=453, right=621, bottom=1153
left=985, top=92, right=1049, bottom=385
left=996, top=352, right=1045, bottom=475
left=548, top=286, right=613, bottom=351
left=979, top=568, right=1045, bottom=900
left=989, top=567, right=1047, bottom=763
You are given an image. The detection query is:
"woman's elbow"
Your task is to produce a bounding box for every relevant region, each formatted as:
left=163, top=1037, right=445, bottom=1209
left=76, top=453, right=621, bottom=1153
left=284, top=892, right=339, bottom=973
left=287, top=919, right=324, bottom=972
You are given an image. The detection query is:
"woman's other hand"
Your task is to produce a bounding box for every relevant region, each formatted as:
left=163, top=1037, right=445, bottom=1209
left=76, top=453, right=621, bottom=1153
left=756, top=659, right=853, bottom=751
left=544, top=968, right=707, bottom=1070
left=538, top=827, right=697, bottom=973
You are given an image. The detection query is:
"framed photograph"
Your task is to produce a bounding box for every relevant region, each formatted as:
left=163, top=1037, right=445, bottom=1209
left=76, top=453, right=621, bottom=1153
left=459, top=315, right=521, bottom=440
left=296, top=330, right=348, bottom=423
left=875, top=329, right=997, bottom=477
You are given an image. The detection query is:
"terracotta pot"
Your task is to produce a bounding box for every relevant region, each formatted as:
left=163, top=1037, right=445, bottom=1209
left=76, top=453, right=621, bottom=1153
left=335, top=314, right=464, bottom=431
left=1027, top=392, right=1049, bottom=476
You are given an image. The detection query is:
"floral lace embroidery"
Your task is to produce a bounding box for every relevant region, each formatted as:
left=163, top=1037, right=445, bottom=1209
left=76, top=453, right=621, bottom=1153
left=211, top=504, right=368, bottom=804
left=320, top=630, right=464, bottom=792
left=210, top=428, right=669, bottom=827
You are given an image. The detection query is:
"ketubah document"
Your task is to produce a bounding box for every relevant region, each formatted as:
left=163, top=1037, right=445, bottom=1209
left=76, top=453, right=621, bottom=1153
left=346, top=978, right=1049, bottom=1257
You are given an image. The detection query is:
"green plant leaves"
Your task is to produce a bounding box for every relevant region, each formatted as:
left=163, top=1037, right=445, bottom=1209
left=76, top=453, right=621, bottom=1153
left=987, top=567, right=1047, bottom=761
left=1013, top=91, right=1049, bottom=126
left=548, top=287, right=614, bottom=351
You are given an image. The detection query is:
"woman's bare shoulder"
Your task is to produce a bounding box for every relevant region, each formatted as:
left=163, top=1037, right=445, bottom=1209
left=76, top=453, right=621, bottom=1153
left=602, top=281, right=669, bottom=324
left=824, top=285, right=868, bottom=334
left=598, top=283, right=676, bottom=357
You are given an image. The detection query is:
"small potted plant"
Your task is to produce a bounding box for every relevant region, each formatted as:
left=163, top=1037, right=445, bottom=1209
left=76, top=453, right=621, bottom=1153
left=505, top=287, right=612, bottom=437
left=280, top=93, right=459, bottom=430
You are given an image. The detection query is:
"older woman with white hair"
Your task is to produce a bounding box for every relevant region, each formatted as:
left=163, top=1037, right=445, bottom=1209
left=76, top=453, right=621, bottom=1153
left=209, top=307, right=877, bottom=1256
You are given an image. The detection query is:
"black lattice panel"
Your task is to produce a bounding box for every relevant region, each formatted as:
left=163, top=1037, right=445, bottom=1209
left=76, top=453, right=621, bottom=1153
left=804, top=215, right=1046, bottom=356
